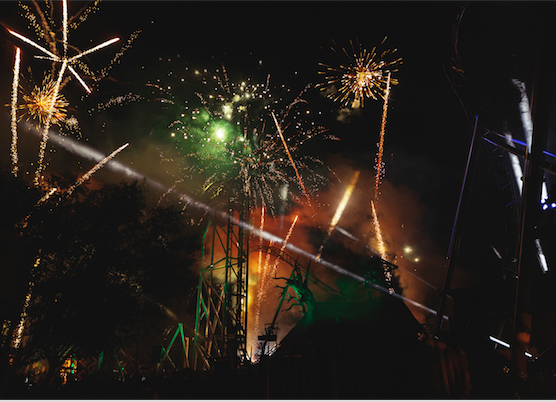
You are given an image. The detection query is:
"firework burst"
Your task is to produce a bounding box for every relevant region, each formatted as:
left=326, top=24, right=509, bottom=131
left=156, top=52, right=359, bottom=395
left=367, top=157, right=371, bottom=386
left=7, top=0, right=123, bottom=186
left=156, top=64, right=332, bottom=216
left=19, top=75, right=69, bottom=128
left=317, top=38, right=401, bottom=108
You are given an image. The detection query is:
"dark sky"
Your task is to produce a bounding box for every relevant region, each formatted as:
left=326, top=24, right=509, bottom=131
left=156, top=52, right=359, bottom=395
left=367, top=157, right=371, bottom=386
left=1, top=1, right=550, bottom=323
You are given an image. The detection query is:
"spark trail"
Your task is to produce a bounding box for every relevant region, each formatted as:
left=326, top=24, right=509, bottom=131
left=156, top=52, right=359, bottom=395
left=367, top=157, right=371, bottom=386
left=159, top=65, right=329, bottom=217
left=370, top=199, right=387, bottom=260
left=7, top=0, right=120, bottom=186
left=11, top=47, right=21, bottom=177
left=374, top=72, right=391, bottom=197
left=253, top=215, right=298, bottom=344
left=67, top=143, right=130, bottom=195
left=272, top=112, right=313, bottom=212
left=316, top=170, right=360, bottom=260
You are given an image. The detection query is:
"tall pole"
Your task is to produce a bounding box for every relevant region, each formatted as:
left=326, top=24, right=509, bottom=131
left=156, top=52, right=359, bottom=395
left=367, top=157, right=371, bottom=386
left=511, top=4, right=551, bottom=380
left=434, top=115, right=480, bottom=337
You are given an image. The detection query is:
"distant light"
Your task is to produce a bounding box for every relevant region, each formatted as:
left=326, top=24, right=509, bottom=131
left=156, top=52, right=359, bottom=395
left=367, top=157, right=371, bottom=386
left=551, top=202, right=556, bottom=209
left=404, top=246, right=413, bottom=254
left=535, top=239, right=549, bottom=273
left=543, top=204, right=549, bottom=211
left=489, top=335, right=510, bottom=348
left=215, top=128, right=225, bottom=140
left=170, top=132, right=175, bottom=137
left=525, top=352, right=533, bottom=358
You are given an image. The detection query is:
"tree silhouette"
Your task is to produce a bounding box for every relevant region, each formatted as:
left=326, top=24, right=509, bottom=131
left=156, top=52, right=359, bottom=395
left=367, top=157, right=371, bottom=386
left=0, top=172, right=200, bottom=385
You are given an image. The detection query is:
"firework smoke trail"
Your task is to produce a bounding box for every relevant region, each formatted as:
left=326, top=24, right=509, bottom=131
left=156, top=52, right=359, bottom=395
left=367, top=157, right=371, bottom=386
left=67, top=143, right=129, bottom=195
left=11, top=47, right=21, bottom=177
left=253, top=215, right=298, bottom=341
left=316, top=170, right=360, bottom=260
left=271, top=112, right=313, bottom=212
left=374, top=71, right=391, bottom=197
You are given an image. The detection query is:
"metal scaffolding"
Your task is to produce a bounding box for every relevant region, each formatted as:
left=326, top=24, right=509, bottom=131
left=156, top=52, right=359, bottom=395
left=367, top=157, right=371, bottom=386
left=191, top=202, right=250, bottom=370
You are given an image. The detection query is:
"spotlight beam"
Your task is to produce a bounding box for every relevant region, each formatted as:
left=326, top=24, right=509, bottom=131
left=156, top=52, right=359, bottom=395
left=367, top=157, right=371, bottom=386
left=25, top=123, right=448, bottom=322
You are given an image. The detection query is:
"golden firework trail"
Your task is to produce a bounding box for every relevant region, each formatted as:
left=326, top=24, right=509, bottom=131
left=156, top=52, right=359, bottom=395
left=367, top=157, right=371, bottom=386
left=272, top=112, right=313, bottom=212
left=8, top=0, right=120, bottom=186
left=257, top=205, right=266, bottom=278
left=253, top=214, right=298, bottom=342
left=253, top=240, right=274, bottom=342
left=370, top=199, right=387, bottom=260
left=11, top=47, right=21, bottom=177
left=374, top=71, right=391, bottom=198
left=316, top=170, right=360, bottom=260
left=67, top=143, right=129, bottom=195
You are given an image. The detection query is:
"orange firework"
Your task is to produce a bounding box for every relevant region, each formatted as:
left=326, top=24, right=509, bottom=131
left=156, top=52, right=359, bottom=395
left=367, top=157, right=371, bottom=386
left=318, top=38, right=401, bottom=108
left=19, top=75, right=69, bottom=128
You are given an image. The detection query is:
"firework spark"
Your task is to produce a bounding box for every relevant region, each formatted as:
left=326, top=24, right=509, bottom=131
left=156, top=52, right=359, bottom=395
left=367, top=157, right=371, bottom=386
left=253, top=215, right=299, bottom=341
left=316, top=170, right=360, bottom=260
left=317, top=38, right=401, bottom=108
left=11, top=47, right=21, bottom=177
left=67, top=143, right=130, bottom=195
left=370, top=199, right=387, bottom=260
left=272, top=112, right=313, bottom=212
left=19, top=75, right=69, bottom=128
left=156, top=65, right=329, bottom=216
left=8, top=0, right=120, bottom=187
left=374, top=71, right=391, bottom=197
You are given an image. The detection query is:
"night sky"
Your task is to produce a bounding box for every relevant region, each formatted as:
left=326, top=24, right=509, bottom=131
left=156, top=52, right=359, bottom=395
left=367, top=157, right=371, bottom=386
left=0, top=1, right=550, bottom=329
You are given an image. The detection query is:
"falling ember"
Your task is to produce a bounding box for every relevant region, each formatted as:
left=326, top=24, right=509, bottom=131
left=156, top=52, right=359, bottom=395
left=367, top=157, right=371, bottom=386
left=67, top=143, right=129, bottom=195
left=374, top=72, right=391, bottom=198
left=316, top=170, right=360, bottom=260
left=11, top=47, right=21, bottom=177
left=272, top=112, right=313, bottom=212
